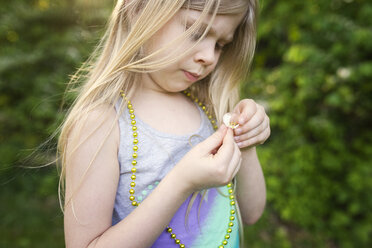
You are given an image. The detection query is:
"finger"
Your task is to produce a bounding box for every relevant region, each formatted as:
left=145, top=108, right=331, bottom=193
left=238, top=100, right=257, bottom=124
left=214, top=128, right=235, bottom=162
left=198, top=124, right=227, bottom=155
left=234, top=109, right=266, bottom=136
left=235, top=115, right=269, bottom=142
left=236, top=128, right=270, bottom=148
left=231, top=99, right=256, bottom=125
left=226, top=142, right=242, bottom=179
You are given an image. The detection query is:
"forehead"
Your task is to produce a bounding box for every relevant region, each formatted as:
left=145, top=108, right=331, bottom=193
left=179, top=9, right=245, bottom=41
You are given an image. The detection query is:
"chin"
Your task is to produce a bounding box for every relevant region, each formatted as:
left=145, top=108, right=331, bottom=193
left=170, top=82, right=195, bottom=93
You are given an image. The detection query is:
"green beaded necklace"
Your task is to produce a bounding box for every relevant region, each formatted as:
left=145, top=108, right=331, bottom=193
left=120, top=90, right=237, bottom=248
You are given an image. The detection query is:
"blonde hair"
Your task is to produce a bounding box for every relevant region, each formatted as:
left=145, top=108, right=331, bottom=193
left=58, top=0, right=258, bottom=246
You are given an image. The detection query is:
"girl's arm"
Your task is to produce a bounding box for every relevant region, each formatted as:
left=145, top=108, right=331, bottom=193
left=235, top=146, right=266, bottom=225
left=64, top=106, right=191, bottom=248
left=230, top=99, right=269, bottom=225
left=64, top=106, right=241, bottom=248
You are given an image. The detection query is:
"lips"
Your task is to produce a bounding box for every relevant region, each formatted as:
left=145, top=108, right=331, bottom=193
left=183, top=70, right=200, bottom=82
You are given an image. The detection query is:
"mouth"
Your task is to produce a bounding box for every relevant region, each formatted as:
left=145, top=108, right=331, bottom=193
left=183, top=70, right=201, bottom=82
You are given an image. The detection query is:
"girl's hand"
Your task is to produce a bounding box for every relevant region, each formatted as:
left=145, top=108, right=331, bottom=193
left=231, top=99, right=270, bottom=149
left=174, top=125, right=242, bottom=193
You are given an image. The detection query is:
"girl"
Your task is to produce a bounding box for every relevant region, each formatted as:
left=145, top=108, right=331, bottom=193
left=59, top=0, right=269, bottom=247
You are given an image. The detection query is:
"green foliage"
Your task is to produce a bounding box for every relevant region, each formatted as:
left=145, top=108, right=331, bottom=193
left=0, top=0, right=110, bottom=246
left=243, top=0, right=372, bottom=247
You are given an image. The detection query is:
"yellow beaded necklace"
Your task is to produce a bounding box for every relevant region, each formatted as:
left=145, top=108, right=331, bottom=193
left=120, top=90, right=237, bottom=248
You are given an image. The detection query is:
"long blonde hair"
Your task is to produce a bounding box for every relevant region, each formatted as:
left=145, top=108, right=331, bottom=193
left=58, top=0, right=258, bottom=246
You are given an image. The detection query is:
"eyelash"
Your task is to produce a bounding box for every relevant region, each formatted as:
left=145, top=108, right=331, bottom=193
left=187, top=26, right=225, bottom=51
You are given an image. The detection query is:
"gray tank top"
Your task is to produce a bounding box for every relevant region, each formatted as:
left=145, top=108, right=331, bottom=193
left=111, top=99, right=240, bottom=247
left=112, top=99, right=215, bottom=224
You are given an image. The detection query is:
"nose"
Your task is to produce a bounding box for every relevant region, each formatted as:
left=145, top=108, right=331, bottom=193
left=193, top=42, right=217, bottom=66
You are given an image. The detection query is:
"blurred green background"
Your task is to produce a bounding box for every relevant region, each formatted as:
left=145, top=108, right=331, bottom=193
left=0, top=0, right=371, bottom=247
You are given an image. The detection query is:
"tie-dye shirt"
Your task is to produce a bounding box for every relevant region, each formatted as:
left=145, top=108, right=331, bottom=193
left=112, top=100, right=239, bottom=247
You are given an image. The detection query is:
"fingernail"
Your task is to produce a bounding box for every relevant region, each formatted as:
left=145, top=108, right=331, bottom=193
left=235, top=128, right=241, bottom=135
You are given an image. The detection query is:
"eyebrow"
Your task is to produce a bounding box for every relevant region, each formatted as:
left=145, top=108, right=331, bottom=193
left=186, top=18, right=234, bottom=44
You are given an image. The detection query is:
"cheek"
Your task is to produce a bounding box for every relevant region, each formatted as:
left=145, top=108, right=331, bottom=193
left=208, top=53, right=221, bottom=72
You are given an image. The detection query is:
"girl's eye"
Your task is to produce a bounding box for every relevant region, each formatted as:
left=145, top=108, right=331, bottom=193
left=215, top=43, right=225, bottom=51
left=191, top=32, right=204, bottom=41
left=185, top=24, right=226, bottom=51
left=186, top=24, right=205, bottom=41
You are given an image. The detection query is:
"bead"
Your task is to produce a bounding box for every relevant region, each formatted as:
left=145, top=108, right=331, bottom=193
left=132, top=126, right=137, bottom=131
left=175, top=239, right=180, bottom=244
left=208, top=115, right=212, bottom=119
left=129, top=196, right=135, bottom=201
left=129, top=189, right=135, bottom=194
left=133, top=146, right=138, bottom=151
left=130, top=114, right=135, bottom=119
left=230, top=201, right=235, bottom=206
left=133, top=153, right=137, bottom=159
left=133, top=132, right=138, bottom=137
left=167, top=228, right=172, bottom=233
left=186, top=92, right=191, bottom=97
left=131, top=174, right=136, bottom=180
left=133, top=139, right=138, bottom=144
left=127, top=100, right=131, bottom=104
left=231, top=210, right=235, bottom=215
left=131, top=167, right=137, bottom=173
left=213, top=125, right=218, bottom=130
left=202, top=106, right=206, bottom=110
left=128, top=104, right=133, bottom=109
left=227, top=228, right=232, bottom=233
left=198, top=102, right=202, bottom=106
left=180, top=245, right=185, bottom=248
left=225, top=234, right=230, bottom=239
left=130, top=182, right=136, bottom=187
left=194, top=98, right=198, bottom=102
left=131, top=120, right=136, bottom=125
left=229, top=222, right=234, bottom=227
left=222, top=240, right=228, bottom=245
left=129, top=109, right=134, bottom=114
left=219, top=246, right=223, bottom=248
left=229, top=195, right=235, bottom=200
left=227, top=183, right=232, bottom=188
left=171, top=234, right=176, bottom=239
left=132, top=160, right=137, bottom=166
left=211, top=120, right=216, bottom=124
left=132, top=201, right=137, bottom=206
left=230, top=216, right=235, bottom=221
left=228, top=189, right=233, bottom=194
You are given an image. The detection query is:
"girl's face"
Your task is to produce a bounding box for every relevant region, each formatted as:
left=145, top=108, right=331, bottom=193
left=141, top=9, right=244, bottom=94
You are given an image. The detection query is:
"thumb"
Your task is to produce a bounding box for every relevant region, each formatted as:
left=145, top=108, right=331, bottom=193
left=231, top=103, right=243, bottom=125
left=198, top=125, right=227, bottom=155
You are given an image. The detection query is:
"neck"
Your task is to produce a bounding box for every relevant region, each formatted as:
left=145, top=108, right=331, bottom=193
left=133, top=75, right=183, bottom=101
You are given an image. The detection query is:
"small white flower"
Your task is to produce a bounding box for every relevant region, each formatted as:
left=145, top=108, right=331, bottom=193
left=223, top=113, right=239, bottom=129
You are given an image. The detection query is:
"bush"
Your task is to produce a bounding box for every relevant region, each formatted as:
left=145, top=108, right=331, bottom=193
left=243, top=0, right=372, bottom=247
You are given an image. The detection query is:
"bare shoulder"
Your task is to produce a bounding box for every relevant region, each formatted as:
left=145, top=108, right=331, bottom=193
left=67, top=104, right=119, bottom=148
left=64, top=103, right=121, bottom=247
